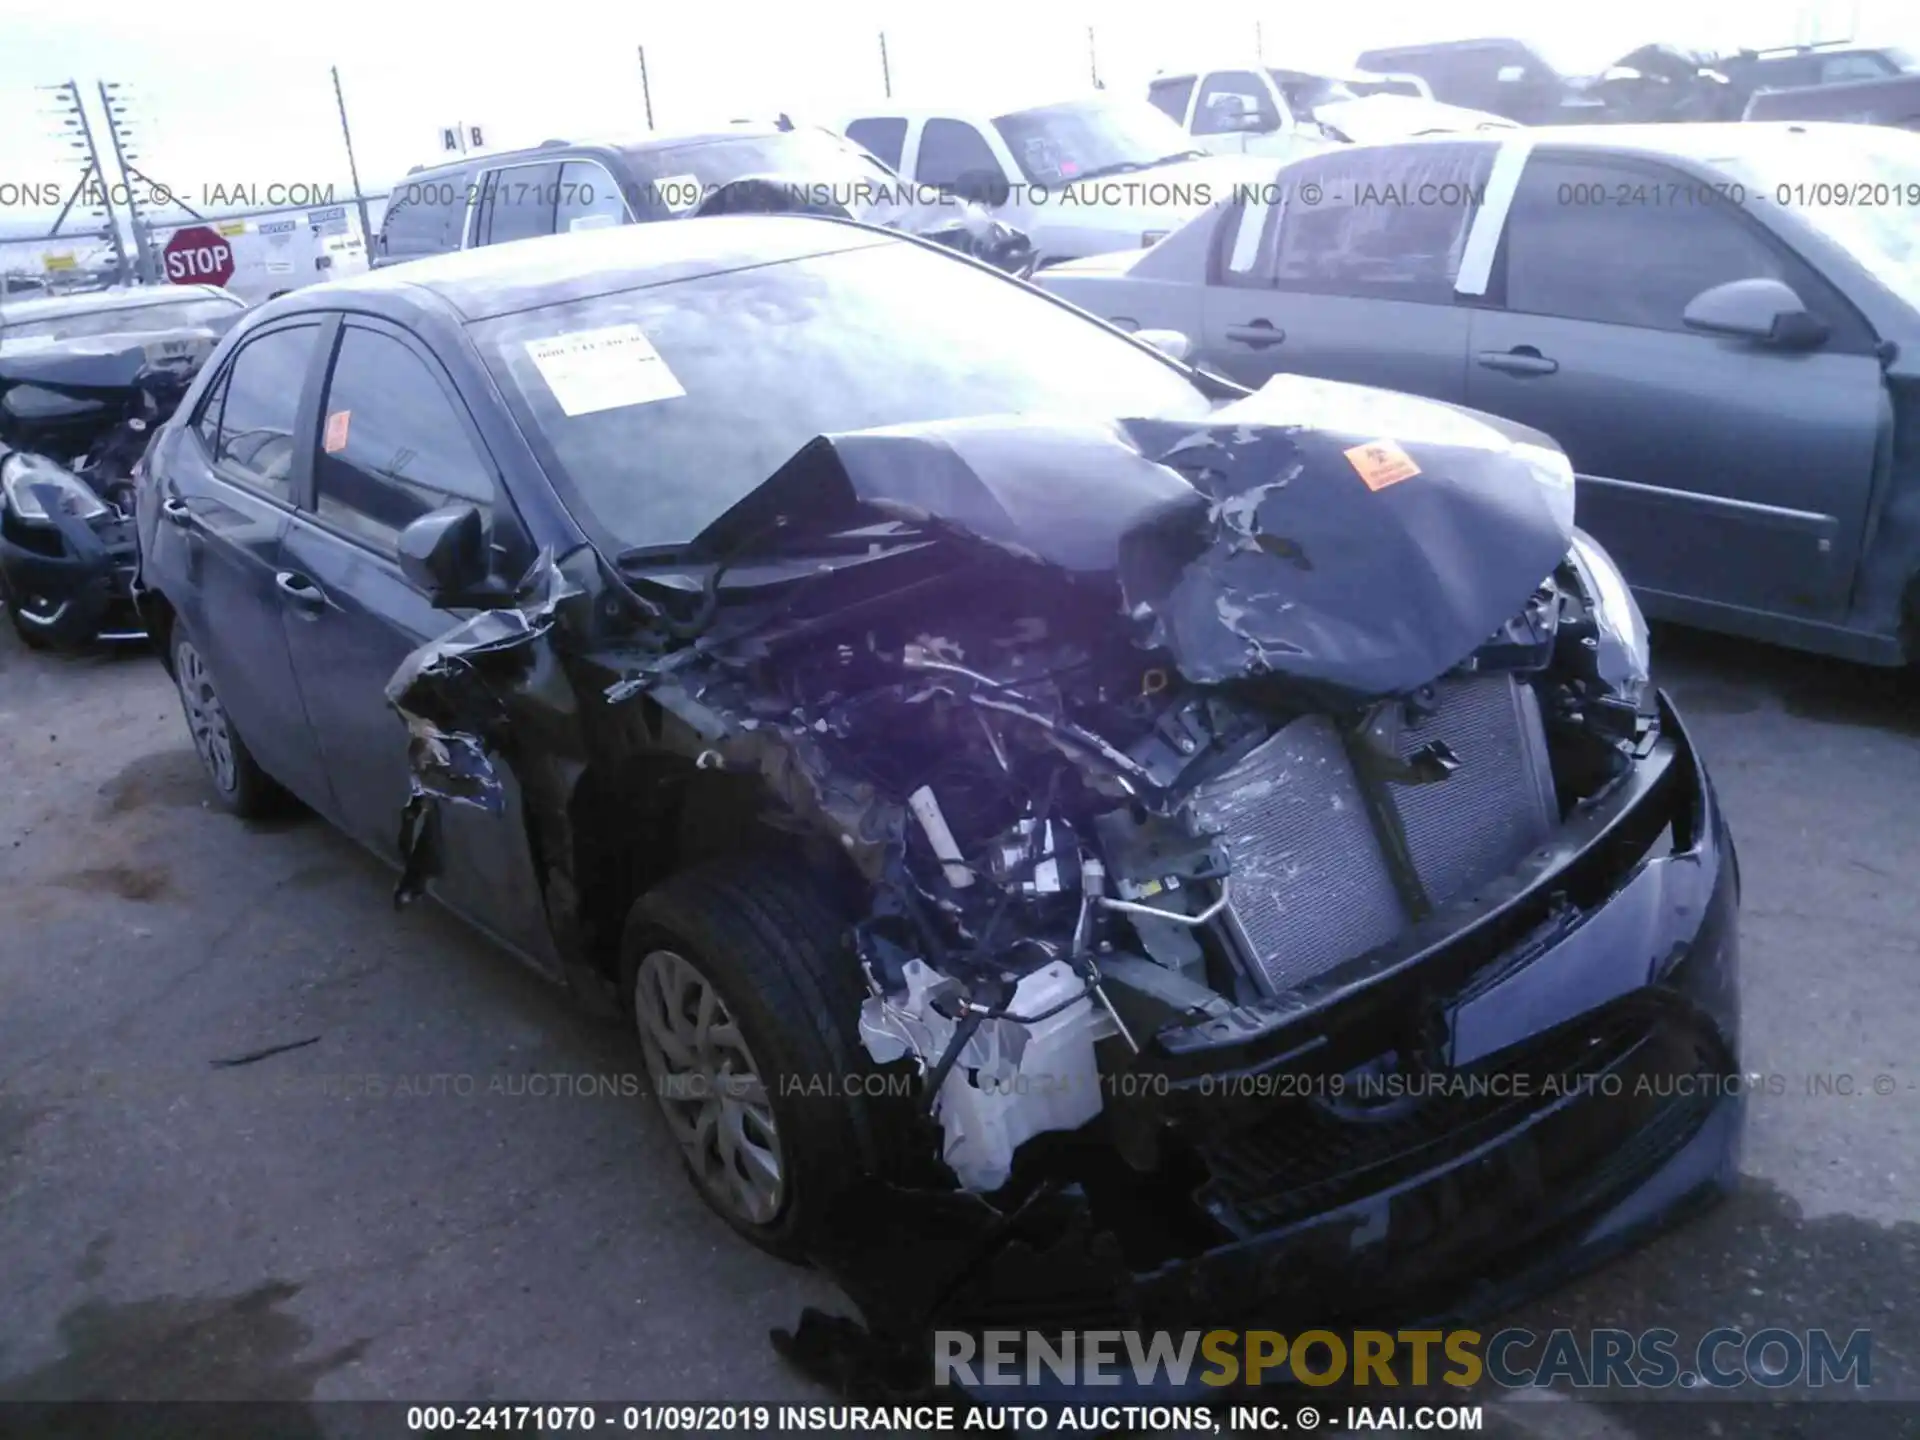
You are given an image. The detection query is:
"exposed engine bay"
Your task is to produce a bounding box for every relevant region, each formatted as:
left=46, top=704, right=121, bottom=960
left=577, top=377, right=1654, bottom=1195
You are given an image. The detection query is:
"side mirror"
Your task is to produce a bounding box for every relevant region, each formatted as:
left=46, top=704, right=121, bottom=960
left=1134, top=328, right=1194, bottom=362
left=1683, top=277, right=1830, bottom=350
left=398, top=502, right=507, bottom=607
left=950, top=168, right=1011, bottom=207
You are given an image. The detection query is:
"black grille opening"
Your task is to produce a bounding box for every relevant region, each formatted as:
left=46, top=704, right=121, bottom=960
left=1194, top=999, right=1727, bottom=1236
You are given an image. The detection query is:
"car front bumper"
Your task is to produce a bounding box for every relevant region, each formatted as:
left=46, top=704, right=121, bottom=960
left=783, top=693, right=1743, bottom=1399
left=0, top=503, right=142, bottom=648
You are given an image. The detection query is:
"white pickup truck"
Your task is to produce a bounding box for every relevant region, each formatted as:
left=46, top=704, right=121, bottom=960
left=1146, top=65, right=1517, bottom=152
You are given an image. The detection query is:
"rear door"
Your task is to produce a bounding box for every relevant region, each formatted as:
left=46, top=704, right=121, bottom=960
left=276, top=316, right=557, bottom=967
left=1464, top=150, right=1886, bottom=623
left=1198, top=141, right=1492, bottom=403
left=147, top=321, right=335, bottom=807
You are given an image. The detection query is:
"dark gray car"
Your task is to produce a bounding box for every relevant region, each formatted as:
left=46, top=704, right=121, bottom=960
left=1037, top=123, right=1920, bottom=664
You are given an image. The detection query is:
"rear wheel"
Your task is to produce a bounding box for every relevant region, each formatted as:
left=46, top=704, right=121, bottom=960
left=621, top=860, right=889, bottom=1260
left=171, top=631, right=284, bottom=817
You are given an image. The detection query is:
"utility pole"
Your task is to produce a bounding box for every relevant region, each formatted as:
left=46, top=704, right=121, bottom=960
left=879, top=31, right=892, bottom=98
left=331, top=67, right=376, bottom=260
left=95, top=82, right=156, bottom=284
left=1088, top=26, right=1101, bottom=89
left=1255, top=20, right=1264, bottom=63
left=43, top=80, right=130, bottom=285
left=638, top=46, right=655, bottom=130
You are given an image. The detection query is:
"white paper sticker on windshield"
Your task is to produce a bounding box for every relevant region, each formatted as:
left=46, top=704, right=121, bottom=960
left=524, top=323, right=685, bottom=417
left=648, top=173, right=704, bottom=214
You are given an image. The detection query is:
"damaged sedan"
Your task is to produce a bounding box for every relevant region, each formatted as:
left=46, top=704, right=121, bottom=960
left=132, top=215, right=1741, bottom=1382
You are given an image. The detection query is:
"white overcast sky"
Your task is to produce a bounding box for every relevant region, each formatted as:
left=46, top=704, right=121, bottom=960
left=0, top=0, right=1902, bottom=229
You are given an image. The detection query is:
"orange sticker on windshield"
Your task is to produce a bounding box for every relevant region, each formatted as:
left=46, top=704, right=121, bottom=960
left=323, top=409, right=351, bottom=453
left=1345, top=439, right=1419, bottom=491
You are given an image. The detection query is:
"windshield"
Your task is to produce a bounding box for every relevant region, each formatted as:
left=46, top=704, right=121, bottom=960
left=991, top=98, right=1204, bottom=185
left=622, top=131, right=899, bottom=217
left=1714, top=129, right=1920, bottom=311
left=473, top=238, right=1210, bottom=552
left=1271, top=72, right=1359, bottom=109
left=0, top=295, right=240, bottom=345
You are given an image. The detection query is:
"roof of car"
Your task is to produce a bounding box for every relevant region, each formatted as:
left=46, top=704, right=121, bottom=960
left=403, top=125, right=800, bottom=179
left=278, top=213, right=901, bottom=323
left=0, top=284, right=238, bottom=326
left=1356, top=120, right=1876, bottom=161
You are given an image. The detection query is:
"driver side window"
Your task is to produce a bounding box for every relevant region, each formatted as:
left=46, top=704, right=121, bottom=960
left=312, top=325, right=502, bottom=561
left=1502, top=159, right=1787, bottom=332
left=1194, top=71, right=1281, bottom=135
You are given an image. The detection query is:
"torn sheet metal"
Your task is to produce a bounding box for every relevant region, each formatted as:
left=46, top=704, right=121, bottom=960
left=384, top=549, right=581, bottom=905
left=686, top=375, right=1577, bottom=706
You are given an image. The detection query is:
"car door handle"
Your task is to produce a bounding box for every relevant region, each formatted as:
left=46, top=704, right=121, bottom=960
left=161, top=496, right=195, bottom=529
left=1476, top=347, right=1559, bottom=376
left=275, top=571, right=328, bottom=611
left=1225, top=320, right=1286, bottom=349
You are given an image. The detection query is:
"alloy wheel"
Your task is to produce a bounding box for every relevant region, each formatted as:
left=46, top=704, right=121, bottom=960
left=176, top=641, right=237, bottom=794
left=632, top=947, right=786, bottom=1226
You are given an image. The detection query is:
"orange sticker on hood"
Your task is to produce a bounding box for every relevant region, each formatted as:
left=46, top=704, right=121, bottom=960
left=323, top=409, right=351, bottom=453
left=1344, top=439, right=1419, bottom=491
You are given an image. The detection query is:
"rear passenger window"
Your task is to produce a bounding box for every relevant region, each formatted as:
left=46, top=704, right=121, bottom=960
left=378, top=175, right=471, bottom=261
left=1268, top=143, right=1494, bottom=302
left=555, top=160, right=629, bottom=233
left=845, top=118, right=908, bottom=171
left=914, top=120, right=1002, bottom=191
left=477, top=162, right=562, bottom=246
left=1502, top=159, right=1787, bottom=331
left=314, top=326, right=497, bottom=557
left=210, top=325, right=321, bottom=500
left=1147, top=77, right=1196, bottom=124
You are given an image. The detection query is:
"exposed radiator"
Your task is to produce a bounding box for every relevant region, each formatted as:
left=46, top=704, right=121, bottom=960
left=1188, top=676, right=1558, bottom=997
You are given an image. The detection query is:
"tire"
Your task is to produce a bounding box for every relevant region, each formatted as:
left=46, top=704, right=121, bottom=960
left=170, top=628, right=285, bottom=818
left=6, top=599, right=55, bottom=651
left=621, top=859, right=889, bottom=1261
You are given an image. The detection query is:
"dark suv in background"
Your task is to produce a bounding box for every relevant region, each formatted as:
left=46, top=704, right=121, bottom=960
left=374, top=124, right=1032, bottom=274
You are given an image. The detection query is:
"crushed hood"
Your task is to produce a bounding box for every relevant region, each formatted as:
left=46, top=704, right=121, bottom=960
left=688, top=374, right=1576, bottom=704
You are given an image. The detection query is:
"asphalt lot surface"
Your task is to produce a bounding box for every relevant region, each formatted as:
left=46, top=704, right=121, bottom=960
left=1, top=615, right=1917, bottom=1439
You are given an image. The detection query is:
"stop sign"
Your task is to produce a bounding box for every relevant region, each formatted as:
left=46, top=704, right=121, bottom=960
left=162, top=226, right=235, bottom=287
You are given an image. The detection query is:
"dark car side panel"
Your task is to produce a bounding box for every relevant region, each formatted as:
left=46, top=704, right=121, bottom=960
left=145, top=321, right=337, bottom=808
left=276, top=314, right=560, bottom=970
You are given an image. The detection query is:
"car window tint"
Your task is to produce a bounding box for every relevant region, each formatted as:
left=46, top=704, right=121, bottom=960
left=914, top=119, right=1001, bottom=190
left=1505, top=159, right=1787, bottom=331
left=479, top=162, right=562, bottom=245
left=214, top=324, right=321, bottom=500
left=1269, top=142, right=1493, bottom=301
left=1821, top=54, right=1892, bottom=83
left=1147, top=77, right=1195, bottom=124
left=845, top=118, right=908, bottom=171
left=1194, top=71, right=1279, bottom=135
left=554, top=160, right=629, bottom=235
left=192, top=363, right=231, bottom=451
left=380, top=174, right=471, bottom=260
left=314, top=327, right=496, bottom=556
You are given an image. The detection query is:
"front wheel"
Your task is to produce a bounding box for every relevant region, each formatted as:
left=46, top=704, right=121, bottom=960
left=621, top=860, right=895, bottom=1260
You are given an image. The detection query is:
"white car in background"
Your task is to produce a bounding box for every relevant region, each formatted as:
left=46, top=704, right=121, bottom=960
left=1147, top=65, right=1517, bottom=152
left=838, top=95, right=1265, bottom=266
